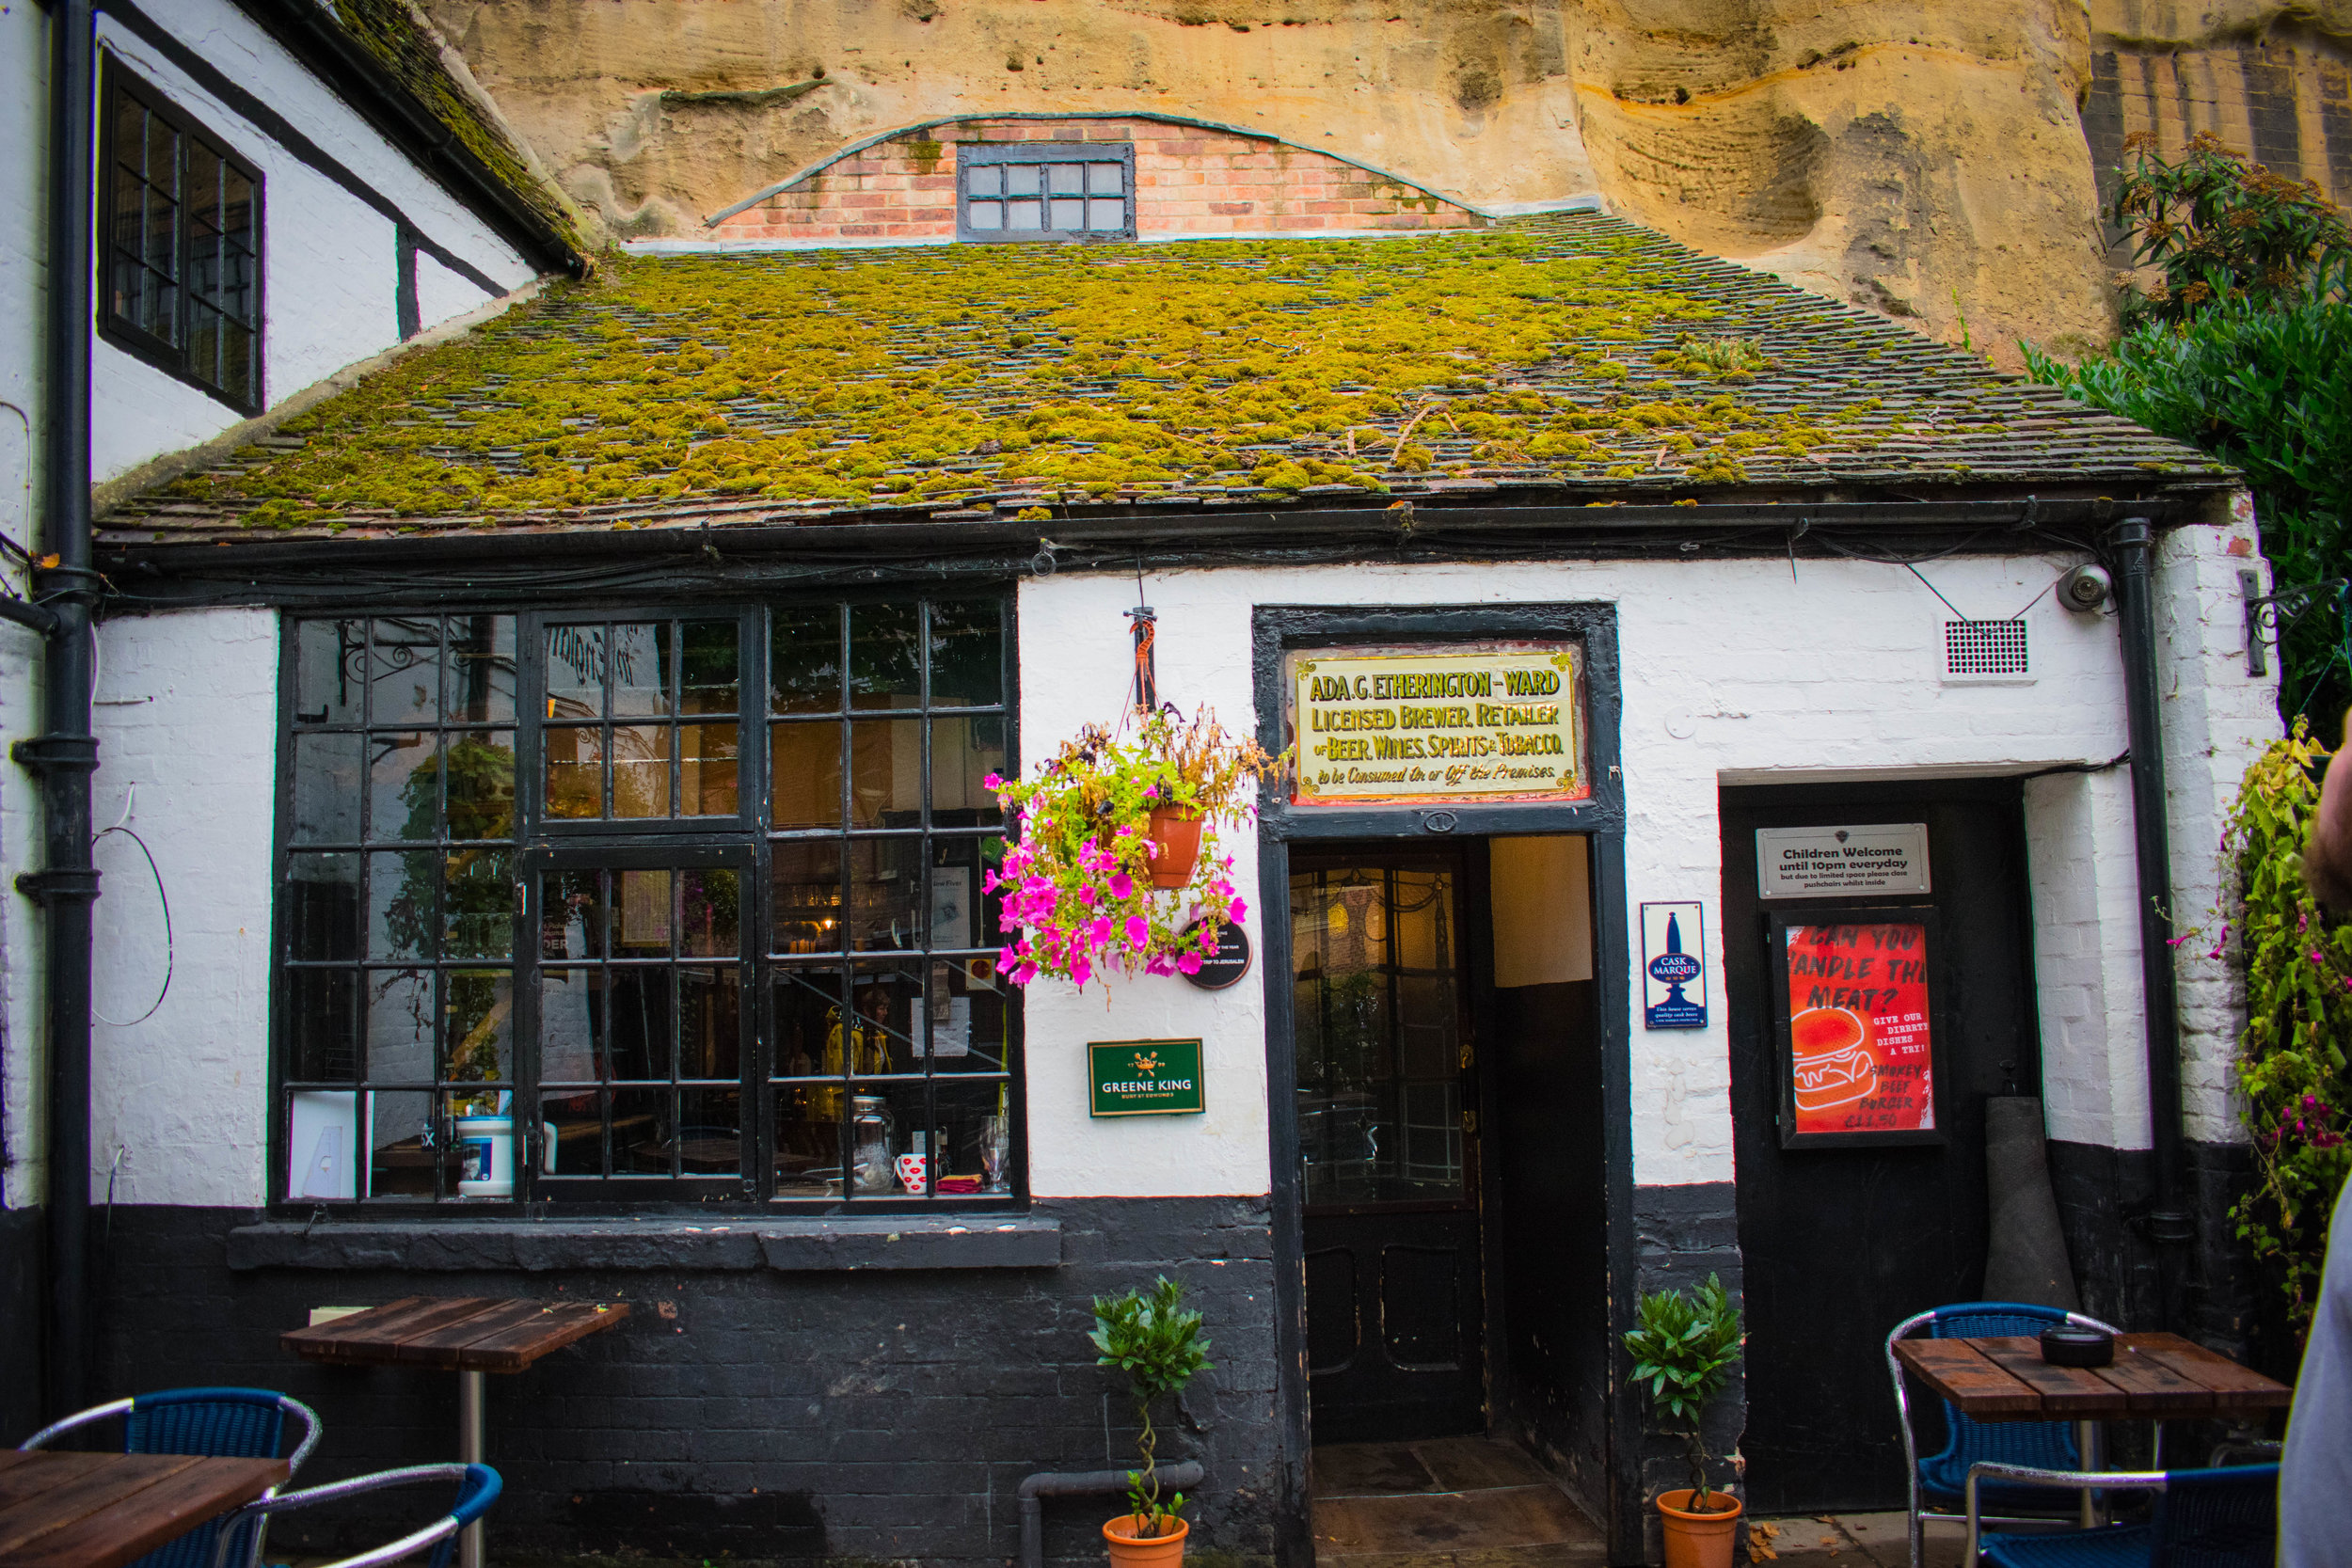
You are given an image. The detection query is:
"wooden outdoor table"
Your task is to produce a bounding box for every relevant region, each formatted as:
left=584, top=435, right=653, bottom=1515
left=1894, top=1331, right=2292, bottom=1527
left=0, top=1449, right=287, bottom=1568
left=282, top=1296, right=629, bottom=1568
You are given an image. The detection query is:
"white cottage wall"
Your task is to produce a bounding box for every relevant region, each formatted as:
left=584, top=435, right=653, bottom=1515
left=1, top=0, right=51, bottom=1216
left=88, top=0, right=540, bottom=483
left=2025, top=766, right=2153, bottom=1149
left=2159, top=511, right=2280, bottom=1148
left=1019, top=531, right=2274, bottom=1198
left=87, top=607, right=278, bottom=1208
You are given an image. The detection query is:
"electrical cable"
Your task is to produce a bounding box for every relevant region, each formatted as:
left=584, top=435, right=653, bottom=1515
left=91, top=801, right=172, bottom=1027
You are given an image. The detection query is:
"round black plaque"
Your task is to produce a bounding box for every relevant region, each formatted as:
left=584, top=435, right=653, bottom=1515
left=1183, top=918, right=1253, bottom=991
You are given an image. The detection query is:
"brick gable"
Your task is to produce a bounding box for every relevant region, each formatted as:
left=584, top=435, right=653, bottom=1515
left=711, top=116, right=1486, bottom=244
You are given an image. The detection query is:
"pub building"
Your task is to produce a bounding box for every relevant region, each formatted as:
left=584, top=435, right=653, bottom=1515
left=10, top=76, right=2275, bottom=1561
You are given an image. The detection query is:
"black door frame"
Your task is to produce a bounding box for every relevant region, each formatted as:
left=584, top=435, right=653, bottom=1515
left=1250, top=603, right=1636, bottom=1565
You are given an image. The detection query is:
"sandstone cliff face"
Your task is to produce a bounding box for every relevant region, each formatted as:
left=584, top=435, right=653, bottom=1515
left=420, top=0, right=2349, bottom=365
left=2085, top=1, right=2352, bottom=218
left=418, top=1, right=1600, bottom=238
left=1564, top=1, right=2114, bottom=366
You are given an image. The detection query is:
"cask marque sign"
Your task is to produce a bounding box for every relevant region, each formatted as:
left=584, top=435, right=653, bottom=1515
left=1284, top=641, right=1588, bottom=808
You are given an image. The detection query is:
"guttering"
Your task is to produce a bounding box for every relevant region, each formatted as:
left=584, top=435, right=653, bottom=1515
left=221, top=0, right=583, bottom=277
left=97, top=495, right=2215, bottom=607
left=18, top=0, right=102, bottom=1422
left=2109, top=519, right=2195, bottom=1317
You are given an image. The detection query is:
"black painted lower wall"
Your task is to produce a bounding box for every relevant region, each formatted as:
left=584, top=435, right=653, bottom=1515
left=2047, top=1137, right=2265, bottom=1365
left=1, top=1204, right=40, bottom=1442
left=1630, top=1183, right=1741, bottom=1560
left=66, top=1198, right=1281, bottom=1567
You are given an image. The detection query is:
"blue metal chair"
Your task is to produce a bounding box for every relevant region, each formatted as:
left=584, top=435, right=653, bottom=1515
left=206, top=1463, right=501, bottom=1568
left=1887, top=1302, right=2122, bottom=1567
left=18, top=1386, right=322, bottom=1568
left=1963, top=1462, right=2278, bottom=1567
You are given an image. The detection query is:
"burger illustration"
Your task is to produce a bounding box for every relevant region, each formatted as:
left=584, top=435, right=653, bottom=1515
left=1789, top=1006, right=1877, bottom=1114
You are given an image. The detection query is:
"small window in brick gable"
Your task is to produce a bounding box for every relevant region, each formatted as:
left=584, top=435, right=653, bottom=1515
left=958, top=141, right=1134, bottom=242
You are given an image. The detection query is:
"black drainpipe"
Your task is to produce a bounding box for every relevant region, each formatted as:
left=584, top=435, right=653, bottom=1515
left=15, top=0, right=102, bottom=1421
left=2110, top=516, right=2195, bottom=1328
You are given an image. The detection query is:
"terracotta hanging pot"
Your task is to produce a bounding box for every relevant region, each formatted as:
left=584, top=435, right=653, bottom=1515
left=1103, top=1513, right=1188, bottom=1568
left=1146, top=808, right=1204, bottom=888
left=1657, top=1489, right=1741, bottom=1568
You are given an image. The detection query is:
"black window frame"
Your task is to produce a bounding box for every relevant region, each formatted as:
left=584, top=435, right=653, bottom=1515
left=98, top=55, right=265, bottom=415
left=269, top=594, right=1024, bottom=1214
left=956, top=139, right=1136, bottom=244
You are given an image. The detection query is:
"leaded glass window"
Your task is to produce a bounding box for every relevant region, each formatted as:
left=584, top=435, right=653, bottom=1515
left=101, top=61, right=262, bottom=412
left=958, top=141, right=1135, bottom=243
left=276, top=598, right=1019, bottom=1208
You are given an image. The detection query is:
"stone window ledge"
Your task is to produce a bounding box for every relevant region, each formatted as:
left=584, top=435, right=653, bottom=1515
left=227, top=1213, right=1061, bottom=1273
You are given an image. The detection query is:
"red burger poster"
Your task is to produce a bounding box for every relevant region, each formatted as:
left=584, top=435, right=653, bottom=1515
left=1784, top=921, right=1935, bottom=1137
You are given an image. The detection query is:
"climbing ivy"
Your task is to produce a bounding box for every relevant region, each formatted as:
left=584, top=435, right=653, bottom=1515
left=2220, top=722, right=2352, bottom=1338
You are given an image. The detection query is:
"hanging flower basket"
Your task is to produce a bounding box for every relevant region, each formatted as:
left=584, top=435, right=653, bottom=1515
left=986, top=707, right=1284, bottom=990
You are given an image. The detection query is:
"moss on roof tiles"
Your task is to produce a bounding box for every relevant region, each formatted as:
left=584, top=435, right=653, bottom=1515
left=134, top=214, right=2221, bottom=536
left=325, top=0, right=581, bottom=253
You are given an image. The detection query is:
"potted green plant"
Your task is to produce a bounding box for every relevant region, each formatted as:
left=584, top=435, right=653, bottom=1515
left=1090, top=1276, right=1213, bottom=1566
left=1622, top=1273, right=1745, bottom=1568
left=987, top=706, right=1282, bottom=990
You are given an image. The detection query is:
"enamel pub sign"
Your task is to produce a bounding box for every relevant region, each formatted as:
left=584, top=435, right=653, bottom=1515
left=1641, top=901, right=1708, bottom=1030
left=1284, top=641, right=1588, bottom=807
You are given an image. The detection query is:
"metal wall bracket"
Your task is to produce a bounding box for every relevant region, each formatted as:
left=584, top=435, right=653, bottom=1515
left=16, top=867, right=100, bottom=905
left=2242, top=570, right=2267, bottom=676
left=2241, top=570, right=2351, bottom=678
left=10, top=734, right=99, bottom=774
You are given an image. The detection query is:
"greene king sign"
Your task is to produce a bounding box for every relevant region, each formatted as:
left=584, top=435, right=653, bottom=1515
left=1284, top=641, right=1588, bottom=807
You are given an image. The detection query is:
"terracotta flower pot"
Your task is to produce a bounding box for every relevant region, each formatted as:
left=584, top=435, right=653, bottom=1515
left=1103, top=1513, right=1188, bottom=1567
left=1146, top=808, right=1204, bottom=888
left=1657, top=1489, right=1741, bottom=1568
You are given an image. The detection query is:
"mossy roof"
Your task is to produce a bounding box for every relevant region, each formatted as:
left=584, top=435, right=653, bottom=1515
left=108, top=213, right=2224, bottom=544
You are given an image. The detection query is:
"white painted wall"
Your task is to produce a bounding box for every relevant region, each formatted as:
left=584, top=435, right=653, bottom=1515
left=2023, top=512, right=2281, bottom=1152
left=2026, top=766, right=2153, bottom=1149
left=88, top=0, right=541, bottom=483
left=1, top=0, right=52, bottom=1214
left=78, top=523, right=2275, bottom=1208
left=1018, top=530, right=2277, bottom=1197
left=87, top=608, right=278, bottom=1208
left=2160, top=504, right=2283, bottom=1147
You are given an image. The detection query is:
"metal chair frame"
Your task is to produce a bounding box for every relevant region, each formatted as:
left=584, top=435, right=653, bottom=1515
left=206, top=1463, right=501, bottom=1568
left=18, top=1387, right=324, bottom=1568
left=1963, top=1460, right=2279, bottom=1566
left=1887, top=1302, right=2122, bottom=1568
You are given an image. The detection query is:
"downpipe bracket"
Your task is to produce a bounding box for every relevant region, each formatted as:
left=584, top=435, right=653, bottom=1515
left=16, top=867, right=99, bottom=905
left=12, top=733, right=99, bottom=774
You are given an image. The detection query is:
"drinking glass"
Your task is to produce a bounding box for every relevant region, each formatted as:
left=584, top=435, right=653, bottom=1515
left=979, top=1114, right=1010, bottom=1195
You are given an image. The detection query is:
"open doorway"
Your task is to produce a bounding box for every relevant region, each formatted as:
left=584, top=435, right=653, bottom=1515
left=1289, top=836, right=1610, bottom=1558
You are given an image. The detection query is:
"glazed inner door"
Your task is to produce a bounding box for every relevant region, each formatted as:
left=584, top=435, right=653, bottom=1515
left=1293, top=847, right=1484, bottom=1443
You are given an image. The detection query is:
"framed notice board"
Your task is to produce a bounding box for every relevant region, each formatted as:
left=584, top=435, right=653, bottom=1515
left=1768, top=906, right=1946, bottom=1148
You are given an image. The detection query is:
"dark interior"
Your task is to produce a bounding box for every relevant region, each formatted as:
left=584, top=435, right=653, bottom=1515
left=1293, top=835, right=1612, bottom=1520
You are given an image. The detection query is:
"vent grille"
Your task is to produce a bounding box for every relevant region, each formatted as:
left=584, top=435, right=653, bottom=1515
left=1945, top=619, right=2030, bottom=678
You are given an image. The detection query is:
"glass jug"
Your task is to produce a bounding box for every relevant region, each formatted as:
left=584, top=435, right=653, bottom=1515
left=850, top=1095, right=897, bottom=1194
